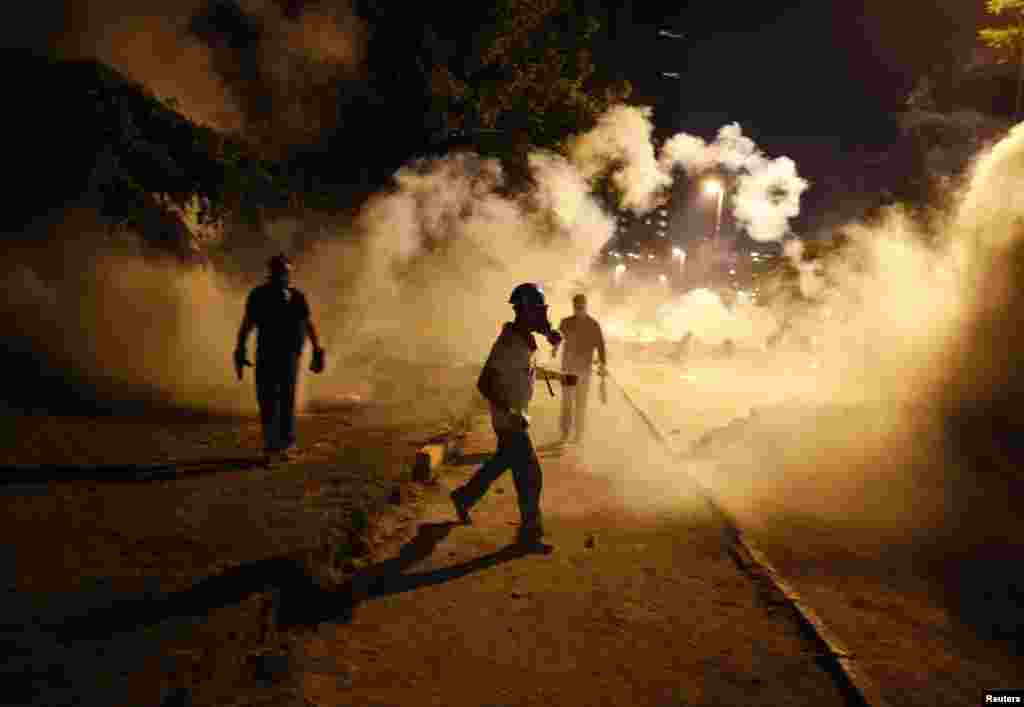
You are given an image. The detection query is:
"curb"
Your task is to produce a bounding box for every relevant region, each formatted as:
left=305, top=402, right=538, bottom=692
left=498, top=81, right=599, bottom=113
left=412, top=427, right=470, bottom=483
left=608, top=372, right=889, bottom=707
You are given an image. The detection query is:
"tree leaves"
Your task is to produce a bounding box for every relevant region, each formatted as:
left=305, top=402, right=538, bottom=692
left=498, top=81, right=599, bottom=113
left=979, top=0, right=1024, bottom=117
left=428, top=0, right=631, bottom=158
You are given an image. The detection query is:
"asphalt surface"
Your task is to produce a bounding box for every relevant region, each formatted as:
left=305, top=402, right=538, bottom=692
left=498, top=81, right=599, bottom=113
left=293, top=391, right=851, bottom=707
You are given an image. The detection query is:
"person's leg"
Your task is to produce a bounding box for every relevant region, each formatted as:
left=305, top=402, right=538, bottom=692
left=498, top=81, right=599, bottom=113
left=453, top=431, right=512, bottom=508
left=573, top=373, right=592, bottom=441
left=278, top=357, right=300, bottom=450
left=508, top=429, right=543, bottom=538
left=255, top=367, right=280, bottom=452
left=559, top=378, right=574, bottom=439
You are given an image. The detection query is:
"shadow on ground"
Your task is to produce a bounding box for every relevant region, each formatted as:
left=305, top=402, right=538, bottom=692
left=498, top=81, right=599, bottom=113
left=46, top=520, right=532, bottom=642
left=0, top=456, right=270, bottom=486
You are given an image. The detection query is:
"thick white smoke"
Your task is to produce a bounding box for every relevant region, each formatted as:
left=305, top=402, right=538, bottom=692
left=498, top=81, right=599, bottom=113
left=56, top=0, right=367, bottom=146
left=568, top=105, right=672, bottom=214
left=661, top=122, right=810, bottom=242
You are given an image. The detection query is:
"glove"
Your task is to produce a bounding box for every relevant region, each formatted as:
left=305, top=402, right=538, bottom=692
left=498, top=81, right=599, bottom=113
left=310, top=347, right=325, bottom=374
left=234, top=348, right=252, bottom=381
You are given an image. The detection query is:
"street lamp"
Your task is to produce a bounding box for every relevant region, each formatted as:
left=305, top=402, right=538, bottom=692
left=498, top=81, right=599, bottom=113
left=703, top=179, right=725, bottom=242
left=672, top=246, right=686, bottom=277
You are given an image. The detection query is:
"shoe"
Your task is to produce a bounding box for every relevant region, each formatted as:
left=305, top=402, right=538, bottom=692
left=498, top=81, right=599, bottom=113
left=516, top=525, right=545, bottom=544
left=263, top=448, right=291, bottom=464
left=450, top=490, right=472, bottom=525
left=516, top=535, right=554, bottom=555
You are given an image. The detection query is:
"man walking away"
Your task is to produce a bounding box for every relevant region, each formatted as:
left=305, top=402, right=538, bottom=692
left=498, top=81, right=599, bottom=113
left=450, top=283, right=563, bottom=553
left=235, top=254, right=325, bottom=462
left=558, top=293, right=606, bottom=444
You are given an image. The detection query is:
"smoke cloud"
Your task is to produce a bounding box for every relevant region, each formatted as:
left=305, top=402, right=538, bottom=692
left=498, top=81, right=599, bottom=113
left=54, top=0, right=367, bottom=149
left=568, top=108, right=809, bottom=243
left=568, top=105, right=672, bottom=214
left=661, top=122, right=810, bottom=242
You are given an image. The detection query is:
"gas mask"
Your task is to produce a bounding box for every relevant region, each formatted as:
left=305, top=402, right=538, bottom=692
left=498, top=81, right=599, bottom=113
left=538, top=318, right=562, bottom=348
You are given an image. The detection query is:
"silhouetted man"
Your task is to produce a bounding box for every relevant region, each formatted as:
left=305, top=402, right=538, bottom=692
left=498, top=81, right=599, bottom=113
left=235, top=254, right=324, bottom=461
left=450, top=282, right=565, bottom=552
left=558, top=293, right=606, bottom=444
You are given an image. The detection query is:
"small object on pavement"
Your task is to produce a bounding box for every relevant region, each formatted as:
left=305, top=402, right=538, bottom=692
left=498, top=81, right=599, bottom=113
left=584, top=533, right=596, bottom=549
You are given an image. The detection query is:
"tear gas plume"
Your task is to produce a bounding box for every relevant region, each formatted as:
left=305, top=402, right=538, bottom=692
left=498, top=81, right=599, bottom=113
left=661, top=122, right=810, bottom=242
left=579, top=122, right=1024, bottom=636
left=568, top=105, right=672, bottom=214
left=55, top=0, right=367, bottom=149
left=56, top=1, right=245, bottom=133
left=569, top=108, right=809, bottom=243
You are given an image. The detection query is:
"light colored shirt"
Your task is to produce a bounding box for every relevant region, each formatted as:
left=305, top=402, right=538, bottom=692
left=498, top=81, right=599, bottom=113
left=482, top=323, right=537, bottom=430
left=559, top=313, right=606, bottom=374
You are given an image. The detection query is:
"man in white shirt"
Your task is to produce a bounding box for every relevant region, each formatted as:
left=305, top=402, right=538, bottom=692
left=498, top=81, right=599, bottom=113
left=558, top=293, right=607, bottom=444
left=450, top=283, right=563, bottom=552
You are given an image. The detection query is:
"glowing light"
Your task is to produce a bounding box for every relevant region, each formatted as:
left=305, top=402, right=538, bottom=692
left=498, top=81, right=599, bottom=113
left=658, top=274, right=668, bottom=283
left=615, top=264, right=627, bottom=274
left=703, top=179, right=723, bottom=196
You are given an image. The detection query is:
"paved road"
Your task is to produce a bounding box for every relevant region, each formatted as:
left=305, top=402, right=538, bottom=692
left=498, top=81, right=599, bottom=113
left=610, top=357, right=1024, bottom=707
left=296, top=391, right=849, bottom=707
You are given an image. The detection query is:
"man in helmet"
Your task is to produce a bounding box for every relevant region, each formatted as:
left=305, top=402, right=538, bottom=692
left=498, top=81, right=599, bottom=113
left=234, top=254, right=325, bottom=462
left=449, top=282, right=563, bottom=552
left=558, top=293, right=607, bottom=444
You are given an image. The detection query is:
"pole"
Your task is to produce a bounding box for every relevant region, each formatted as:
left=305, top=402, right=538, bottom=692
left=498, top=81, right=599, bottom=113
left=714, top=189, right=724, bottom=242
left=1016, top=36, right=1024, bottom=121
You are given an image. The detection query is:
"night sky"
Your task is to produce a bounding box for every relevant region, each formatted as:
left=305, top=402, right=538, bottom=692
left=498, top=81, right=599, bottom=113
left=4, top=0, right=1001, bottom=237
left=609, top=0, right=993, bottom=238
left=632, top=1, right=986, bottom=145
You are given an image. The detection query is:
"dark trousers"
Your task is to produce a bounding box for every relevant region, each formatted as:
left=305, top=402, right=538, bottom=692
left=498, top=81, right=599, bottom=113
left=454, top=427, right=543, bottom=534
left=255, top=356, right=300, bottom=452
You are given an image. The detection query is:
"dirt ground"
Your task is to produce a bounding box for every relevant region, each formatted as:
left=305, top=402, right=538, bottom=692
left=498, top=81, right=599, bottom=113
left=4, top=354, right=1020, bottom=706
left=291, top=397, right=851, bottom=707
left=0, top=397, right=460, bottom=707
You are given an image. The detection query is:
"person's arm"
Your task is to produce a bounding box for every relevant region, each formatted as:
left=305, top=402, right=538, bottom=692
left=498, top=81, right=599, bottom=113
left=477, top=365, right=513, bottom=412
left=297, top=293, right=322, bottom=352
left=236, top=313, right=255, bottom=352
left=306, top=319, right=321, bottom=351
left=596, top=321, right=607, bottom=368
left=234, top=293, right=257, bottom=379
left=237, top=291, right=257, bottom=352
